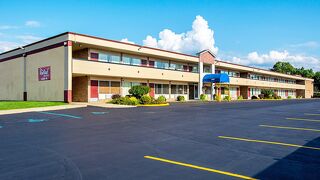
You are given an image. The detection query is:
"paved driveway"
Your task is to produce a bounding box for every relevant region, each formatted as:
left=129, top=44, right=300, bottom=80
left=1, top=99, right=320, bottom=179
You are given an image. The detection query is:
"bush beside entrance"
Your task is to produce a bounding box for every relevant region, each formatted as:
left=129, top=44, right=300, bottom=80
left=111, top=85, right=168, bottom=106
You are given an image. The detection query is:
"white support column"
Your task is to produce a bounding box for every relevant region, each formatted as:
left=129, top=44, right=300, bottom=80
left=64, top=41, right=73, bottom=103
left=198, top=62, right=204, bottom=99
left=211, top=64, right=215, bottom=100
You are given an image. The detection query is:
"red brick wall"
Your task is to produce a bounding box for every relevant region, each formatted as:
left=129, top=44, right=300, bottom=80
left=199, top=51, right=215, bottom=64
left=72, top=76, right=89, bottom=102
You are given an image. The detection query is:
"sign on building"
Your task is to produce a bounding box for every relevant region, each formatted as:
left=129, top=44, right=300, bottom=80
left=38, top=66, right=51, bottom=81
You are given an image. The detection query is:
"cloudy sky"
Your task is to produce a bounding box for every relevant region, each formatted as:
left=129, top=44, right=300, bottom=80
left=1, top=0, right=319, bottom=71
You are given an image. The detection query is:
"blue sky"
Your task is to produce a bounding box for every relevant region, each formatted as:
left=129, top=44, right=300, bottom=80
left=1, top=0, right=319, bottom=70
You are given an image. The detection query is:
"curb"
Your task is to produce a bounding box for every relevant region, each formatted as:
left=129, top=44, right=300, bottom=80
left=137, top=103, right=170, bottom=107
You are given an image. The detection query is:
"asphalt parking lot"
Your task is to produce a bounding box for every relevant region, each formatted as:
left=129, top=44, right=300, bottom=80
left=1, top=99, right=320, bottom=180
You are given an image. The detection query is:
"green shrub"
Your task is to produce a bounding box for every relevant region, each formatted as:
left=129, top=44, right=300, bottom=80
left=216, top=94, right=222, bottom=102
left=251, top=95, right=258, bottom=99
left=287, top=96, right=292, bottom=99
left=129, top=85, right=150, bottom=99
left=200, top=94, right=207, bottom=101
left=111, top=94, right=121, bottom=99
left=157, top=95, right=167, bottom=103
left=297, top=95, right=303, bottom=99
left=111, top=97, right=138, bottom=105
left=111, top=97, right=124, bottom=104
left=140, top=95, right=152, bottom=104
left=177, top=95, right=185, bottom=101
left=223, top=95, right=231, bottom=102
left=275, top=96, right=282, bottom=99
left=272, top=94, right=278, bottom=99
left=129, top=97, right=139, bottom=105
left=237, top=95, right=243, bottom=100
left=261, top=89, right=274, bottom=99
left=313, top=92, right=320, bottom=98
left=258, top=94, right=264, bottom=99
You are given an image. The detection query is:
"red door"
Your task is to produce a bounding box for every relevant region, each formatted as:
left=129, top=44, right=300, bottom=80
left=90, top=80, right=98, bottom=98
left=149, top=83, right=155, bottom=97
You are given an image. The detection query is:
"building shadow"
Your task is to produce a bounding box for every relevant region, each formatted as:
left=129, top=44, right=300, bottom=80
left=254, top=137, right=320, bottom=180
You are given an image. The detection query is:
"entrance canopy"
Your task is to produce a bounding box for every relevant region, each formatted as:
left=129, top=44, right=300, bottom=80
left=203, top=73, right=230, bottom=83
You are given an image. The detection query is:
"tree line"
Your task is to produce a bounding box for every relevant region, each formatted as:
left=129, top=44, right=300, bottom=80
left=271, top=61, right=320, bottom=92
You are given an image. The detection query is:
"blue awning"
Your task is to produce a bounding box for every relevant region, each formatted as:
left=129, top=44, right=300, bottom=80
left=203, top=73, right=230, bottom=83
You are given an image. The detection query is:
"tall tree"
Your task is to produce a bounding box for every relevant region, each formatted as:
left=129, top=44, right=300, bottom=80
left=272, top=62, right=296, bottom=74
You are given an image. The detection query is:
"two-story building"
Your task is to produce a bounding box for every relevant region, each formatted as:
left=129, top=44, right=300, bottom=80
left=0, top=32, right=314, bottom=102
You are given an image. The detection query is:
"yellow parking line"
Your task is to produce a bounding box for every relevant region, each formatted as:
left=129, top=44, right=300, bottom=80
left=286, top=117, right=320, bottom=122
left=260, top=125, right=320, bottom=132
left=218, top=136, right=320, bottom=151
left=144, top=156, right=256, bottom=180
left=305, top=113, right=320, bottom=116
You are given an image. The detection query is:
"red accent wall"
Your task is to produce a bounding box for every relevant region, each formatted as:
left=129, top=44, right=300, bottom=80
left=149, top=83, right=155, bottom=97
left=248, top=88, right=251, bottom=97
left=237, top=88, right=240, bottom=96
left=199, top=51, right=215, bottom=64
left=90, top=80, right=98, bottom=98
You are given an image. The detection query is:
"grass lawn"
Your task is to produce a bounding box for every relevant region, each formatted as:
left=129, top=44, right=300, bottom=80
left=0, top=101, right=66, bottom=110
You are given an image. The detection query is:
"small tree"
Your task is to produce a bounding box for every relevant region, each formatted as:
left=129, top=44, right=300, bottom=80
left=129, top=85, right=150, bottom=99
left=261, top=89, right=274, bottom=99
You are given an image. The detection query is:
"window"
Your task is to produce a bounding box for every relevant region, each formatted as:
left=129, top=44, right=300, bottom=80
left=110, top=81, right=120, bottom=94
left=141, top=59, right=148, bottom=66
left=183, top=85, right=188, bottom=94
left=149, top=60, right=155, bottom=67
left=171, top=85, right=177, bottom=94
left=170, top=62, right=183, bottom=71
left=90, top=52, right=99, bottom=60
left=109, top=54, right=120, bottom=63
left=131, top=58, right=141, bottom=66
left=163, top=84, right=169, bottom=94
left=183, top=65, right=189, bottom=71
left=155, top=84, right=170, bottom=94
left=99, top=81, right=110, bottom=94
left=155, top=84, right=162, bottom=94
left=203, top=65, right=211, bottom=73
left=122, top=56, right=131, bottom=64
left=99, top=53, right=108, bottom=62
left=155, top=60, right=169, bottom=69
left=178, top=85, right=183, bottom=94
left=189, top=65, right=198, bottom=73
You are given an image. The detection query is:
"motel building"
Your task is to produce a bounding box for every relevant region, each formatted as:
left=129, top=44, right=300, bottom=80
left=0, top=32, right=314, bottom=103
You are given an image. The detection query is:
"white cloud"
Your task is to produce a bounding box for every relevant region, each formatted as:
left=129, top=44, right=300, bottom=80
left=0, top=25, right=19, bottom=30
left=289, top=41, right=319, bottom=49
left=25, top=20, right=41, bottom=27
left=0, top=41, right=21, bottom=53
left=228, top=50, right=320, bottom=71
left=142, top=15, right=218, bottom=55
left=120, top=38, right=135, bottom=44
left=16, top=35, right=42, bottom=44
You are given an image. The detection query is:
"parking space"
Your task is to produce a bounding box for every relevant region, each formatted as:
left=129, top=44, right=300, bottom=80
left=1, top=99, right=320, bottom=179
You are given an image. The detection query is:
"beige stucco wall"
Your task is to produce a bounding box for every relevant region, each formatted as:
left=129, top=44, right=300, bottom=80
left=68, top=34, right=199, bottom=63
left=26, top=46, right=65, bottom=101
left=230, top=77, right=305, bottom=90
left=0, top=57, right=24, bottom=100
left=73, top=59, right=199, bottom=82
left=216, top=61, right=312, bottom=81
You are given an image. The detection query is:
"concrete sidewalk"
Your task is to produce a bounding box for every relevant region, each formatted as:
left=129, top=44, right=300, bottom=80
left=0, top=104, right=87, bottom=115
